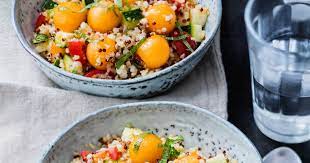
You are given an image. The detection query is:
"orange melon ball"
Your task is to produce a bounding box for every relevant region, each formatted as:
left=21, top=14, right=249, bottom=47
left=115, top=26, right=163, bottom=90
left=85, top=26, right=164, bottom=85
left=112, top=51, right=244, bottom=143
left=50, top=42, right=65, bottom=61
left=174, top=151, right=201, bottom=163
left=129, top=134, right=163, bottom=163
left=146, top=3, right=176, bottom=34
left=87, top=1, right=122, bottom=33
left=137, top=35, right=170, bottom=69
left=86, top=37, right=116, bottom=70
left=54, top=2, right=87, bottom=32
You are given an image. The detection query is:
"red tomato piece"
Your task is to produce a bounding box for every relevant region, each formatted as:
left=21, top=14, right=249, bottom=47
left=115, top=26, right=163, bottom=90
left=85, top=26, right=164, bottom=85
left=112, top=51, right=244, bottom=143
left=35, top=14, right=47, bottom=30
left=171, top=30, right=197, bottom=55
left=68, top=41, right=87, bottom=64
left=108, top=147, right=121, bottom=161
left=80, top=150, right=92, bottom=162
left=85, top=69, right=105, bottom=78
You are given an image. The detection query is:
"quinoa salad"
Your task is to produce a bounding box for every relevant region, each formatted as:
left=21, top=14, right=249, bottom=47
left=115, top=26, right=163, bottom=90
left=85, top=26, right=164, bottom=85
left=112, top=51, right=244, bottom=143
left=33, top=0, right=209, bottom=79
left=71, top=127, right=238, bottom=163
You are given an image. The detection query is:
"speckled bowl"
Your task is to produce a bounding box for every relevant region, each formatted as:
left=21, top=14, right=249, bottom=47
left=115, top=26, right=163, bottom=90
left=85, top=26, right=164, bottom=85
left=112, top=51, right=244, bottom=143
left=12, top=0, right=221, bottom=98
left=40, top=102, right=262, bottom=162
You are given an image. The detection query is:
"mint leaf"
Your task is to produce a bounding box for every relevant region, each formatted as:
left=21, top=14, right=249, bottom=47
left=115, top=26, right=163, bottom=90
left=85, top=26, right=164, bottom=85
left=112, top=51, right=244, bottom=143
left=159, top=136, right=184, bottom=163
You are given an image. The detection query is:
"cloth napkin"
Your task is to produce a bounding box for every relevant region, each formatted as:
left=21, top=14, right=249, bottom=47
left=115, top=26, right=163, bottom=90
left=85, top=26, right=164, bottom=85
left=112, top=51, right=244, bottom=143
left=0, top=0, right=227, bottom=162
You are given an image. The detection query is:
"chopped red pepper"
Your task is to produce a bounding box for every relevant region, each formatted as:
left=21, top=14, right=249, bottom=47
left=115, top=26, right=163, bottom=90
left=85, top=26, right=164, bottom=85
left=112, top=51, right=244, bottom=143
left=80, top=150, right=92, bottom=162
left=85, top=69, right=105, bottom=78
left=171, top=30, right=197, bottom=55
left=68, top=41, right=87, bottom=65
left=108, top=147, right=121, bottom=161
left=35, top=14, right=47, bottom=31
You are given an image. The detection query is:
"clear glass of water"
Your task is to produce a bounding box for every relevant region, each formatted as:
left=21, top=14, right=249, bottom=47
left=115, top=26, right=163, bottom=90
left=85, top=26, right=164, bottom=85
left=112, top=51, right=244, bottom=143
left=245, top=0, right=310, bottom=143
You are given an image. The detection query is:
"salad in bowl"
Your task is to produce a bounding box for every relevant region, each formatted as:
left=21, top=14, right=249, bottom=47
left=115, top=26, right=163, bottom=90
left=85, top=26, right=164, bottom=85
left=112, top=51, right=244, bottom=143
left=71, top=127, right=237, bottom=163
left=33, top=0, right=209, bottom=80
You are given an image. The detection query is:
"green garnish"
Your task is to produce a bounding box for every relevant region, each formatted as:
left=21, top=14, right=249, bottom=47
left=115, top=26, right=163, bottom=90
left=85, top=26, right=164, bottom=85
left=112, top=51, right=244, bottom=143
left=164, top=35, right=187, bottom=41
left=133, top=138, right=143, bottom=152
left=79, top=2, right=97, bottom=13
left=41, top=0, right=58, bottom=11
left=83, top=0, right=95, bottom=6
left=159, top=136, right=184, bottom=163
left=133, top=132, right=151, bottom=152
left=122, top=8, right=144, bottom=21
left=32, top=34, right=49, bottom=44
left=176, top=22, right=194, bottom=52
left=115, top=38, right=146, bottom=69
left=182, top=40, right=194, bottom=52
left=53, top=59, right=60, bottom=67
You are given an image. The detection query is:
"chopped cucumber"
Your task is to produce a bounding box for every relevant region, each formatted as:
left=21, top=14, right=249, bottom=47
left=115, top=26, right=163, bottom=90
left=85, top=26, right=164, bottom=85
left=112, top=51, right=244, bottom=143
left=114, top=0, right=123, bottom=8
left=190, top=24, right=205, bottom=42
left=122, top=8, right=144, bottom=30
left=55, top=31, right=74, bottom=48
left=63, top=55, right=83, bottom=74
left=32, top=34, right=49, bottom=44
left=205, top=154, right=228, bottom=163
left=35, top=40, right=50, bottom=53
left=190, top=5, right=209, bottom=26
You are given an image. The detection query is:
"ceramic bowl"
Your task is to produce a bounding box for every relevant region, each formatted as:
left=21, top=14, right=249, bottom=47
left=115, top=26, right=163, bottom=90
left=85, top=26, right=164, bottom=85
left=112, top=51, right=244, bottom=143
left=12, top=0, right=221, bottom=98
left=40, top=102, right=262, bottom=162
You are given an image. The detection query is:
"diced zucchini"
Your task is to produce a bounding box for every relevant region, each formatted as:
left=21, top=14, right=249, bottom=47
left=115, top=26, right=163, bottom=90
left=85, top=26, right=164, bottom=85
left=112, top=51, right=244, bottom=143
left=35, top=40, right=51, bottom=53
left=190, top=24, right=205, bottom=42
left=55, top=31, right=74, bottom=48
left=190, top=5, right=209, bottom=26
left=205, top=154, right=228, bottom=163
left=122, top=8, right=144, bottom=30
left=46, top=9, right=55, bottom=19
left=63, top=55, right=83, bottom=74
left=114, top=0, right=123, bottom=8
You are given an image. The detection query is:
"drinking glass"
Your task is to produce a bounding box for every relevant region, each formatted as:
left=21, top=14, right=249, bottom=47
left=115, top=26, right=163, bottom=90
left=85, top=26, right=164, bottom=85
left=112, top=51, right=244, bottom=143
left=245, top=0, right=310, bottom=143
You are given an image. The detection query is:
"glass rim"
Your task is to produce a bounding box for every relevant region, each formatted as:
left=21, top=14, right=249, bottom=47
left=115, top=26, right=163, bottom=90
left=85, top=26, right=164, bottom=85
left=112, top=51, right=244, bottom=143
left=244, top=0, right=303, bottom=55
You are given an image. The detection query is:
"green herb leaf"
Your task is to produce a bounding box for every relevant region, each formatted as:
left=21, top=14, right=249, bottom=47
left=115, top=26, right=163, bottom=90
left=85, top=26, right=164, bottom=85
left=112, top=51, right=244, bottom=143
left=78, top=2, right=97, bottom=13
left=122, top=8, right=144, bottom=21
left=83, top=0, right=95, bottom=6
left=53, top=59, right=60, bottom=67
left=164, top=35, right=187, bottom=41
left=182, top=40, right=194, bottom=52
left=41, top=0, right=58, bottom=11
left=133, top=138, right=143, bottom=152
left=159, top=136, right=184, bottom=163
left=176, top=22, right=194, bottom=53
left=32, top=34, right=49, bottom=44
left=115, top=38, right=146, bottom=69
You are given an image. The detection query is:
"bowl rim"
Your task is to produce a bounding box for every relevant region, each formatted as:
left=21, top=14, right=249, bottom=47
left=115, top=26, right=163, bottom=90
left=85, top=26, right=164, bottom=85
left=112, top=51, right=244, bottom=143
left=39, top=101, right=262, bottom=162
left=12, top=0, right=222, bottom=85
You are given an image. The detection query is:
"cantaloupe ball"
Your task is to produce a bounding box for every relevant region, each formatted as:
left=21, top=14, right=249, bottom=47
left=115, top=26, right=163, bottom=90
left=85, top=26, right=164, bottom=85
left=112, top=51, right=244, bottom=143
left=174, top=151, right=201, bottom=163
left=87, top=1, right=122, bottom=33
left=146, top=3, right=176, bottom=34
left=86, top=37, right=116, bottom=70
left=129, top=133, right=163, bottom=163
left=136, top=35, right=170, bottom=69
left=54, top=2, right=87, bottom=32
